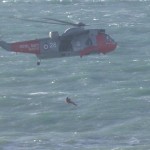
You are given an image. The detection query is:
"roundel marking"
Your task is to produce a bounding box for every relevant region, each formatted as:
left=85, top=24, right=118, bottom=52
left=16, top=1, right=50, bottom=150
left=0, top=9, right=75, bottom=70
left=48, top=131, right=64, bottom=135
left=44, top=44, right=49, bottom=50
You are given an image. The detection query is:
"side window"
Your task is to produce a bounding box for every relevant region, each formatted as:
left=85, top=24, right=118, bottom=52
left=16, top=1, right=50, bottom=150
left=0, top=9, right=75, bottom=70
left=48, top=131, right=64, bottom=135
left=105, top=35, right=111, bottom=43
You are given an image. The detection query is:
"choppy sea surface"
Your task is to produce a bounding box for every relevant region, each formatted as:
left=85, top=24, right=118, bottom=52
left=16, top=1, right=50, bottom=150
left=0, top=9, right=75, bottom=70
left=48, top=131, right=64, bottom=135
left=0, top=0, right=150, bottom=150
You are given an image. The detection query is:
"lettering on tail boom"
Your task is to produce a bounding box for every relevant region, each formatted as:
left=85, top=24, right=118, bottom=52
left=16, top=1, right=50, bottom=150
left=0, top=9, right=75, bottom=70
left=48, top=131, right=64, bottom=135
left=11, top=40, right=40, bottom=54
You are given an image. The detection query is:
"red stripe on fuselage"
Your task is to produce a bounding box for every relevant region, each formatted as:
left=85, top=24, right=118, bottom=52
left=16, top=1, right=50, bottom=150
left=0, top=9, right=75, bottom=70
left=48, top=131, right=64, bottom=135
left=80, top=46, right=98, bottom=57
left=11, top=40, right=40, bottom=54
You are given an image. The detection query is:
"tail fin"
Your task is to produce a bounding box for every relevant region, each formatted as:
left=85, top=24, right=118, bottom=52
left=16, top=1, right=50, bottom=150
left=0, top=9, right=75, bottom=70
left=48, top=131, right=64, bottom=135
left=0, top=40, right=11, bottom=51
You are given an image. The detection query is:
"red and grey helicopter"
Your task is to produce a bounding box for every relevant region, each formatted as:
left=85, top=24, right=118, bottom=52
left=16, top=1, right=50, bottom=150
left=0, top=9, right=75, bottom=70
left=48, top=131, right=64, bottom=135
left=0, top=17, right=117, bottom=65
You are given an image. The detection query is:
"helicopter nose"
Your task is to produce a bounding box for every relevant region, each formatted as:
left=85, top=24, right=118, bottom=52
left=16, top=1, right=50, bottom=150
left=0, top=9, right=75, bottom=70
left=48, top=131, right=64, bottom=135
left=101, top=42, right=117, bottom=54
left=108, top=41, right=117, bottom=52
left=96, top=34, right=117, bottom=54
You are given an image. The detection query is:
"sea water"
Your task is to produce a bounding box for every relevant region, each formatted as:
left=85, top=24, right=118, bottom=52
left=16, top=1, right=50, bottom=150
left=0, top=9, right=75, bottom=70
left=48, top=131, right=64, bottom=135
left=0, top=0, right=150, bottom=149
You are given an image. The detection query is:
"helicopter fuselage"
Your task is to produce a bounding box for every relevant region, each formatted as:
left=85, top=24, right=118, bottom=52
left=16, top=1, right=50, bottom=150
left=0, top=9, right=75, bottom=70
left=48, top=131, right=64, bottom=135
left=0, top=27, right=117, bottom=65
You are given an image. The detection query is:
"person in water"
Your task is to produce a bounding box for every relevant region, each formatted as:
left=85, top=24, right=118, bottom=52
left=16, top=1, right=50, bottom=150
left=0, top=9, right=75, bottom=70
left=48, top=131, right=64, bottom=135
left=65, top=97, right=77, bottom=106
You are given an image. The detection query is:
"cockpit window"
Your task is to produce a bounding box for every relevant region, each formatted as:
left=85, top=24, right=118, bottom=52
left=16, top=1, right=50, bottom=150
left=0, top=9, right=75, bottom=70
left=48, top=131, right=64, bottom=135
left=105, top=34, right=115, bottom=43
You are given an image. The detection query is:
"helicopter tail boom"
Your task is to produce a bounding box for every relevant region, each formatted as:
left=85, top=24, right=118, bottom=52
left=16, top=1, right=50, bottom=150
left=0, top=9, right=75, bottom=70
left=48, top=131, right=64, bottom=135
left=11, top=40, right=40, bottom=54
left=0, top=40, right=40, bottom=55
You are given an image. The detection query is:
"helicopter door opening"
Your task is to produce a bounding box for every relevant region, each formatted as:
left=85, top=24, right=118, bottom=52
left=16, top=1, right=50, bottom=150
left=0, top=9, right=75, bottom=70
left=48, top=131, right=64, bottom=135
left=85, top=38, right=92, bottom=46
left=59, top=38, right=72, bottom=52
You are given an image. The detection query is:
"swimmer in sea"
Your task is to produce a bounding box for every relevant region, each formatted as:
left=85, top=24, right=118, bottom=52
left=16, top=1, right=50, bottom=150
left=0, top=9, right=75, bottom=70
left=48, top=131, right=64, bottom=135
left=65, top=97, right=77, bottom=106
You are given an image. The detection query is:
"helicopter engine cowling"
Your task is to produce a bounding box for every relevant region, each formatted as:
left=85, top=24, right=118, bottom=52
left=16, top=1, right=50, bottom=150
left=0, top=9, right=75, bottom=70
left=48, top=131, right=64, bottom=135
left=49, top=31, right=59, bottom=39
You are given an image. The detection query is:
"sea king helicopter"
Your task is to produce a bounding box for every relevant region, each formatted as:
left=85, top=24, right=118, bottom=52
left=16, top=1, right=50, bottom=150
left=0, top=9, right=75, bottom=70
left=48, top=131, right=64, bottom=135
left=0, top=17, right=117, bottom=65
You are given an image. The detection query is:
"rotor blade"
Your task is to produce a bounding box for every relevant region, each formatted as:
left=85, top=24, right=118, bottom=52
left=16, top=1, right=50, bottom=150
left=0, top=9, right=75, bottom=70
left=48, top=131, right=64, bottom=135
left=10, top=16, right=87, bottom=27
left=43, top=17, right=86, bottom=27
left=11, top=17, right=68, bottom=26
left=43, top=17, right=77, bottom=26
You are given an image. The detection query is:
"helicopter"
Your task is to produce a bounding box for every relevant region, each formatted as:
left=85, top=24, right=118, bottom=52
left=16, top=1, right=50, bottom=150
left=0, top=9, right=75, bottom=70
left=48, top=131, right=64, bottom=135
left=0, top=17, right=117, bottom=65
